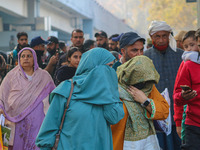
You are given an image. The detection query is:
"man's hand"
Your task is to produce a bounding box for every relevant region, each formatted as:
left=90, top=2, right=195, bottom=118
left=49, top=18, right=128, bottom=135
left=181, top=90, right=197, bottom=100
left=44, top=53, right=59, bottom=75
left=48, top=53, right=59, bottom=66
left=176, top=126, right=182, bottom=138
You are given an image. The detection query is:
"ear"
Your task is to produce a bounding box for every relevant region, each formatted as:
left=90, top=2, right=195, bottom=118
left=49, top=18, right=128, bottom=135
left=121, top=48, right=126, bottom=56
left=56, top=43, right=59, bottom=49
left=68, top=57, right=71, bottom=63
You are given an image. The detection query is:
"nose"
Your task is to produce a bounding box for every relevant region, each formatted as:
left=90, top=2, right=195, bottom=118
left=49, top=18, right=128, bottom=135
left=158, top=37, right=164, bottom=43
left=136, top=50, right=142, bottom=56
left=187, top=46, right=192, bottom=51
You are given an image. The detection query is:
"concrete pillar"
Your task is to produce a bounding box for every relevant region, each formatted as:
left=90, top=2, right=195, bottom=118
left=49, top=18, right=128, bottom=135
left=0, top=17, right=3, bottom=32
left=83, top=19, right=93, bottom=39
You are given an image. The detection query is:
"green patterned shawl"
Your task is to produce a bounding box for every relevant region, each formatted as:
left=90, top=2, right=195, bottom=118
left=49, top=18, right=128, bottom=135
left=117, top=55, right=160, bottom=141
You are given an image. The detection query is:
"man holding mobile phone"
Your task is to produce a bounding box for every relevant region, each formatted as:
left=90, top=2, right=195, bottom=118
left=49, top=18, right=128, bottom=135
left=45, top=36, right=62, bottom=78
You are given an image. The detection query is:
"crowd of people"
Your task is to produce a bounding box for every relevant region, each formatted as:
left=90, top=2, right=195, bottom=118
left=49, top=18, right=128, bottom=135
left=0, top=20, right=199, bottom=150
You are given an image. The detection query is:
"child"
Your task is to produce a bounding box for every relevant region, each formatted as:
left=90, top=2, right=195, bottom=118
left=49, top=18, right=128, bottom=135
left=173, top=29, right=200, bottom=149
left=173, top=31, right=199, bottom=143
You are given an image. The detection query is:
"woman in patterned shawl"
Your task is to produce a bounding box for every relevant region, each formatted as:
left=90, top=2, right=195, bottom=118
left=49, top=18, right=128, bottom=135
left=0, top=47, right=55, bottom=150
left=111, top=55, right=169, bottom=150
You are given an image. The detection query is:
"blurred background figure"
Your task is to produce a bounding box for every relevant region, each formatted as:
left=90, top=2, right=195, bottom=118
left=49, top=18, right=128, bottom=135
left=0, top=55, right=6, bottom=85
left=9, top=35, right=15, bottom=51
left=55, top=47, right=82, bottom=85
left=8, top=32, right=29, bottom=70
left=59, top=41, right=67, bottom=53
left=112, top=33, right=124, bottom=54
left=30, top=36, right=49, bottom=69
left=108, top=34, right=120, bottom=52
left=83, top=39, right=96, bottom=52
left=95, top=30, right=109, bottom=50
left=57, top=29, right=85, bottom=74
left=146, top=38, right=153, bottom=49
left=175, top=31, right=187, bottom=50
left=70, top=29, right=85, bottom=53
left=45, top=36, right=63, bottom=78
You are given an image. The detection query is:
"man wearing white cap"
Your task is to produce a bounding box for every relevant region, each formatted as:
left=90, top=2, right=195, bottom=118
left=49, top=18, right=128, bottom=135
left=144, top=20, right=183, bottom=150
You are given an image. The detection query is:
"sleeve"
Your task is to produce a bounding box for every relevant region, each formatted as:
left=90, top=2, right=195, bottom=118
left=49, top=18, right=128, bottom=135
left=103, top=102, right=124, bottom=125
left=173, top=104, right=184, bottom=127
left=145, top=85, right=169, bottom=120
left=173, top=61, right=184, bottom=126
left=173, top=63, right=193, bottom=106
left=35, top=94, right=66, bottom=149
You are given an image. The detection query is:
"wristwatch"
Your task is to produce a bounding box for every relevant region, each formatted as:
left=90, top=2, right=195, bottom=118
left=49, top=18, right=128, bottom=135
left=141, top=98, right=150, bottom=107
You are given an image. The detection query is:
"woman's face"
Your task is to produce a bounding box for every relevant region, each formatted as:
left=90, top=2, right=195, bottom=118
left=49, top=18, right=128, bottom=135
left=20, top=50, right=34, bottom=68
left=68, top=51, right=82, bottom=68
left=106, top=61, right=114, bottom=67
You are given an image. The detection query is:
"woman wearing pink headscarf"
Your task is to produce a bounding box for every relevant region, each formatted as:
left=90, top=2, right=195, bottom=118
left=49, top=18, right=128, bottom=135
left=0, top=47, right=55, bottom=150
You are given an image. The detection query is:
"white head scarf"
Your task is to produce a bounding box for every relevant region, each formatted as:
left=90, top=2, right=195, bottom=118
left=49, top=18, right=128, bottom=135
left=148, top=20, right=177, bottom=52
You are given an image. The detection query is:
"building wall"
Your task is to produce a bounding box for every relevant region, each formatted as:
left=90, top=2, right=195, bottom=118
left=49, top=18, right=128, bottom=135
left=0, top=0, right=133, bottom=51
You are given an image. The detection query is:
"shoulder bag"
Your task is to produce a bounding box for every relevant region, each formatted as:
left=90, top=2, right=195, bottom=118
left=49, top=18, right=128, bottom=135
left=52, top=79, right=74, bottom=150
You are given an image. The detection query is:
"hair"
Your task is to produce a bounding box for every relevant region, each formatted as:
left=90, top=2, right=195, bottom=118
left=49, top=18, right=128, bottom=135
left=71, top=29, right=84, bottom=37
left=0, top=55, right=3, bottom=66
left=67, top=47, right=81, bottom=62
left=59, top=41, right=66, bottom=49
left=182, top=30, right=196, bottom=42
left=109, top=34, right=119, bottom=40
left=83, top=39, right=95, bottom=51
left=195, top=28, right=200, bottom=40
left=17, top=32, right=28, bottom=40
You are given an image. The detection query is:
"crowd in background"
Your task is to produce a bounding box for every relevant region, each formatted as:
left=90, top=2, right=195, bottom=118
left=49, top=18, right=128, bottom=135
left=0, top=20, right=200, bottom=150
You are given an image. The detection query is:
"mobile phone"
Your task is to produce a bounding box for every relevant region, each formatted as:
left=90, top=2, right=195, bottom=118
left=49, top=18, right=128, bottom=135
left=180, top=85, right=192, bottom=91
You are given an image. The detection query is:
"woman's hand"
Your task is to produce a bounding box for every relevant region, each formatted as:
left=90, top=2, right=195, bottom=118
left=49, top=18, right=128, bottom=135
left=181, top=90, right=197, bottom=100
left=0, top=109, right=5, bottom=116
left=127, top=86, right=152, bottom=113
left=127, top=86, right=148, bottom=104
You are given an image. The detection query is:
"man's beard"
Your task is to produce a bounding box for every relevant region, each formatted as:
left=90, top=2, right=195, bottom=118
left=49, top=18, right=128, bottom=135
left=20, top=44, right=29, bottom=49
left=152, top=40, right=169, bottom=51
left=47, top=48, right=57, bottom=56
left=109, top=47, right=119, bottom=52
left=125, top=52, right=131, bottom=62
left=35, top=50, right=44, bottom=62
left=98, top=42, right=107, bottom=49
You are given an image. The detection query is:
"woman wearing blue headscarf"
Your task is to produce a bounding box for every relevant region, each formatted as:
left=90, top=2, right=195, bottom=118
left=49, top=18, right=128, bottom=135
left=36, top=48, right=124, bottom=150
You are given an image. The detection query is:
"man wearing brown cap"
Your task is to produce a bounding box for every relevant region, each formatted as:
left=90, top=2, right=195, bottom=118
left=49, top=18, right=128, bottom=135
left=94, top=30, right=109, bottom=50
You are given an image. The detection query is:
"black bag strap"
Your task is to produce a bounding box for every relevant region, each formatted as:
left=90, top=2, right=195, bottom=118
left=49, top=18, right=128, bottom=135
left=52, top=79, right=74, bottom=150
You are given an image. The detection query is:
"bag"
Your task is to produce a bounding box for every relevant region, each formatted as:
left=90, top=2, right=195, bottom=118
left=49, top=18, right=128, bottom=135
left=52, top=79, right=74, bottom=150
left=153, top=88, right=172, bottom=136
left=0, top=114, right=11, bottom=150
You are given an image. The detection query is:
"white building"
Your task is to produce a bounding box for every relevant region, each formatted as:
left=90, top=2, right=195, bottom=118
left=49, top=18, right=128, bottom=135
left=0, top=0, right=133, bottom=51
